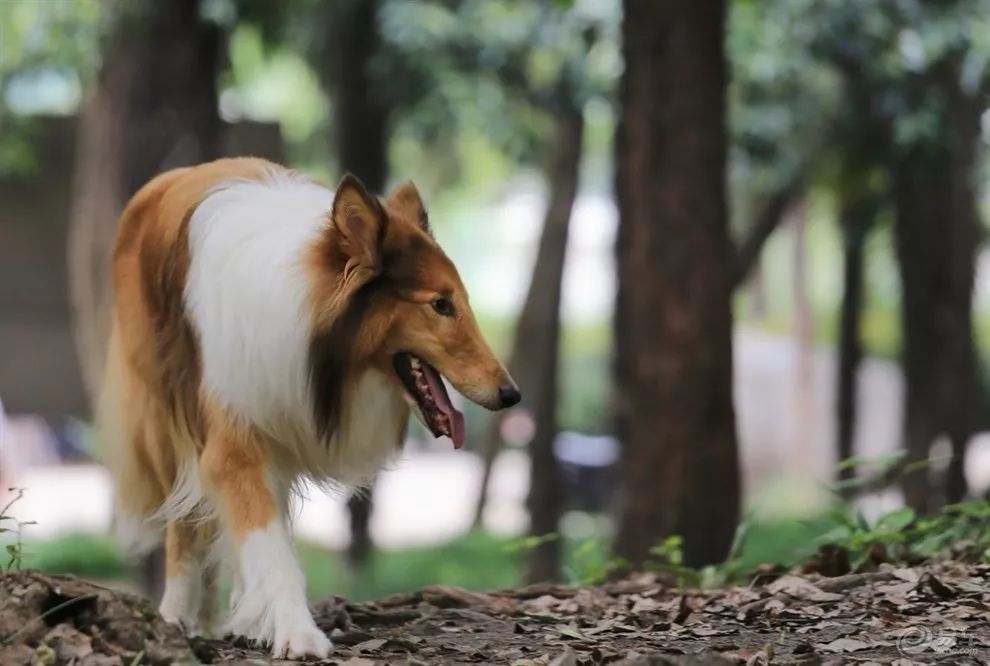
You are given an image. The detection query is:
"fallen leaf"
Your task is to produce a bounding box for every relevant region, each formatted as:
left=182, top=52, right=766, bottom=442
left=630, top=596, right=662, bottom=613
left=557, top=625, right=588, bottom=640
left=354, top=638, right=388, bottom=653
left=767, top=575, right=843, bottom=602
left=817, top=638, right=871, bottom=652
left=924, top=574, right=955, bottom=599
left=892, top=568, right=921, bottom=583
left=549, top=647, right=577, bottom=666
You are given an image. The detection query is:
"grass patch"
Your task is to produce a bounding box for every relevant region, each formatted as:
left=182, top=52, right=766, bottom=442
left=20, top=533, right=130, bottom=580
left=17, top=531, right=521, bottom=602
left=22, top=502, right=986, bottom=599
left=7, top=519, right=861, bottom=597
left=734, top=516, right=838, bottom=572
left=300, top=531, right=520, bottom=602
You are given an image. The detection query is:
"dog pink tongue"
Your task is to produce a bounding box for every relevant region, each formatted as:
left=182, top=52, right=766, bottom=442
left=421, top=363, right=466, bottom=449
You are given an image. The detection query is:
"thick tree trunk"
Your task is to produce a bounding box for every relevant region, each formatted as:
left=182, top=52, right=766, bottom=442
left=894, top=67, right=981, bottom=512
left=614, top=0, right=739, bottom=568
left=323, top=0, right=389, bottom=567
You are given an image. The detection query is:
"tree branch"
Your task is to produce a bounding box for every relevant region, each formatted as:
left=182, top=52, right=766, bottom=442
left=732, top=176, right=804, bottom=289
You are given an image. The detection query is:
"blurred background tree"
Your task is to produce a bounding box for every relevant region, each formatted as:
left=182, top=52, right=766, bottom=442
left=613, top=0, right=739, bottom=568
left=5, top=0, right=990, bottom=599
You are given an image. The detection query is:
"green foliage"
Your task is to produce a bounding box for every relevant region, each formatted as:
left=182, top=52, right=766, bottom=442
left=649, top=535, right=685, bottom=567
left=0, top=488, right=36, bottom=571
left=21, top=533, right=129, bottom=580
left=645, top=535, right=709, bottom=589
left=563, top=537, right=626, bottom=586
left=733, top=516, right=838, bottom=571
left=299, top=531, right=521, bottom=601
left=20, top=501, right=990, bottom=601
left=814, top=505, right=916, bottom=570
left=18, top=531, right=520, bottom=602
left=815, top=501, right=990, bottom=570
left=0, top=0, right=104, bottom=176
left=501, top=531, right=559, bottom=554
left=632, top=498, right=990, bottom=593
left=379, top=0, right=618, bottom=190
left=728, top=0, right=839, bottom=194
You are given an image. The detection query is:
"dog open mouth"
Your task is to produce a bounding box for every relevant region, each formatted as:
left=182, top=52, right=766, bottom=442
left=393, top=353, right=466, bottom=449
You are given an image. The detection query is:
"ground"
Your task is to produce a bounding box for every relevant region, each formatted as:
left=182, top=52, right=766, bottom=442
left=3, top=564, right=990, bottom=665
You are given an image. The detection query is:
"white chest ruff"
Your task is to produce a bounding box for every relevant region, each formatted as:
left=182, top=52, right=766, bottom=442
left=318, top=369, right=408, bottom=485
left=184, top=172, right=409, bottom=486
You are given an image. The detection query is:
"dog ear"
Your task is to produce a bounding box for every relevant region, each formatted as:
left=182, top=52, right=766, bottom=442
left=331, top=173, right=387, bottom=275
left=387, top=181, right=430, bottom=235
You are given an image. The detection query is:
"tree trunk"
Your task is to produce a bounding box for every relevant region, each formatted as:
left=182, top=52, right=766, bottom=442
left=825, top=50, right=892, bottom=491
left=69, top=0, right=222, bottom=405
left=791, top=204, right=815, bottom=475
left=893, top=66, right=981, bottom=512
left=325, top=0, right=388, bottom=190
left=522, top=101, right=584, bottom=583
left=733, top=177, right=803, bottom=289
left=613, top=0, right=739, bottom=568
left=322, top=0, right=389, bottom=567
left=835, top=198, right=874, bottom=482
left=345, top=487, right=375, bottom=568
left=470, top=101, right=584, bottom=570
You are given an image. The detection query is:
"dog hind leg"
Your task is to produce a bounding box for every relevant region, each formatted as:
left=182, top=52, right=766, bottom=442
left=159, top=519, right=215, bottom=635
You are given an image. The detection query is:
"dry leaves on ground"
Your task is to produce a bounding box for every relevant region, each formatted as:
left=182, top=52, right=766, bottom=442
left=3, top=562, right=990, bottom=664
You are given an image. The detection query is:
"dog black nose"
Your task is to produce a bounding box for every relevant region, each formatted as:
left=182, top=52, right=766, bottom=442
left=498, top=384, right=521, bottom=408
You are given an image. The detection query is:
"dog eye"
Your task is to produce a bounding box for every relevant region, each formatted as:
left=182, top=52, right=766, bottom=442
left=431, top=298, right=455, bottom=317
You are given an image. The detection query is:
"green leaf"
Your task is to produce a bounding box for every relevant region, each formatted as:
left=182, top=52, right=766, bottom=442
left=815, top=525, right=853, bottom=544
left=835, top=456, right=868, bottom=471
left=856, top=510, right=871, bottom=533
left=876, top=507, right=916, bottom=532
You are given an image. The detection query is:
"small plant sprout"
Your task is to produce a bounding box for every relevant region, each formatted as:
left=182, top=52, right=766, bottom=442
left=0, top=487, right=37, bottom=571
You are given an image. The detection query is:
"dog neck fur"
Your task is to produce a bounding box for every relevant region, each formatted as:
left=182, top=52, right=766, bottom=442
left=184, top=169, right=407, bottom=484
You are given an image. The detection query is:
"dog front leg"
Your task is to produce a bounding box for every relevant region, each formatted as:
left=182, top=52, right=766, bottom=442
left=201, top=423, right=331, bottom=659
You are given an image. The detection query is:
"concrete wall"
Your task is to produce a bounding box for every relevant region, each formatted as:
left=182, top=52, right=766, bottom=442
left=0, top=116, right=283, bottom=420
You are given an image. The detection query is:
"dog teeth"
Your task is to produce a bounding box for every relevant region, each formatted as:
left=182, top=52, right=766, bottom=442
left=407, top=355, right=450, bottom=437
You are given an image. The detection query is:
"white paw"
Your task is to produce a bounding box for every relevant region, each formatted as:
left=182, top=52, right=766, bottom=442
left=273, top=624, right=333, bottom=660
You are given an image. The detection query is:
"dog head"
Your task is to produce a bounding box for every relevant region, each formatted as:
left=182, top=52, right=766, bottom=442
left=308, top=174, right=519, bottom=447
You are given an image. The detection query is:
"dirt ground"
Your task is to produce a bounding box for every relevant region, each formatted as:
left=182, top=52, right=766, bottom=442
left=3, top=563, right=990, bottom=665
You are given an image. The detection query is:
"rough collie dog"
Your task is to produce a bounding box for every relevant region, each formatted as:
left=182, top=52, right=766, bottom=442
left=99, top=157, right=519, bottom=658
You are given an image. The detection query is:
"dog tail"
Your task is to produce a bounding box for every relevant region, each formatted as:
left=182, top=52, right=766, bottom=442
left=98, top=320, right=164, bottom=555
